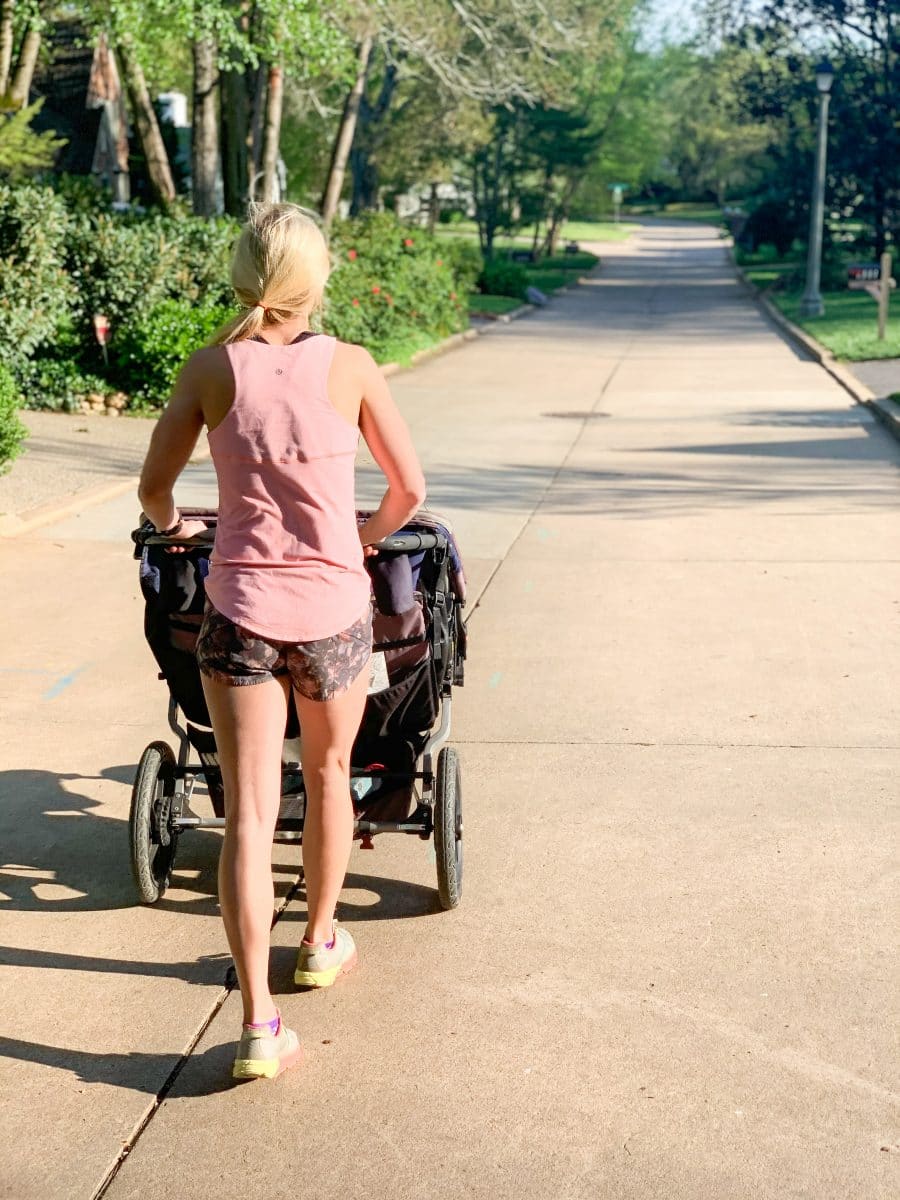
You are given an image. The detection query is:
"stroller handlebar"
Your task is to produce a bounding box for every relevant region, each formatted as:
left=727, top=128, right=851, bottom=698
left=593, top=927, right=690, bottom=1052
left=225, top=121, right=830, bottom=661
left=132, top=524, right=444, bottom=556
left=373, top=531, right=442, bottom=554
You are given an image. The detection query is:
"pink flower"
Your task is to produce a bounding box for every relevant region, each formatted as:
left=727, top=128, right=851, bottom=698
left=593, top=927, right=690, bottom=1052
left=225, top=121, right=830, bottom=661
left=371, top=285, right=381, bottom=294
left=348, top=249, right=358, bottom=260
left=352, top=298, right=360, bottom=307
left=404, top=238, right=414, bottom=247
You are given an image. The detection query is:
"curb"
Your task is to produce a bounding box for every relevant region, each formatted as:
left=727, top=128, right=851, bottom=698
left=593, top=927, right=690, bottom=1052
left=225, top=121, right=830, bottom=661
left=731, top=253, right=900, bottom=443
left=0, top=443, right=213, bottom=541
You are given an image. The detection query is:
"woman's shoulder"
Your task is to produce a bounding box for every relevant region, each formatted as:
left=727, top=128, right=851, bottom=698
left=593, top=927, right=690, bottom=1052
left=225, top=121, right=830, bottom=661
left=332, top=338, right=377, bottom=375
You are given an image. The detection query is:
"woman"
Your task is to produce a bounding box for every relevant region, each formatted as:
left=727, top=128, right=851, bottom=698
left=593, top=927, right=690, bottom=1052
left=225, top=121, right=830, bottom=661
left=138, top=203, right=426, bottom=1080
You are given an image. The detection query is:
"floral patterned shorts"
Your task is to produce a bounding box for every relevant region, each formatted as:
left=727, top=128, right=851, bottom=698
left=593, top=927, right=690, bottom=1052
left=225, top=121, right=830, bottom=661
left=197, top=602, right=372, bottom=702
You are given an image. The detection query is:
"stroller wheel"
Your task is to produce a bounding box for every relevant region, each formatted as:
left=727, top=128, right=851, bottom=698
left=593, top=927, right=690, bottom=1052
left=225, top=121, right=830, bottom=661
left=129, top=741, right=178, bottom=904
left=434, top=747, right=463, bottom=910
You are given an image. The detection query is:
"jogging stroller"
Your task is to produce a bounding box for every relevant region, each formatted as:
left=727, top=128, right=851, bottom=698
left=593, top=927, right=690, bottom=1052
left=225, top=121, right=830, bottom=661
left=129, top=509, right=467, bottom=909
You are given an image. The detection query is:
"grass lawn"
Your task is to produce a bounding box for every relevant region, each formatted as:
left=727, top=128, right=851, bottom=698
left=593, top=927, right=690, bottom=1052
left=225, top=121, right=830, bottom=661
left=627, top=201, right=728, bottom=227
left=375, top=328, right=461, bottom=368
left=744, top=264, right=900, bottom=360
left=468, top=294, right=523, bottom=316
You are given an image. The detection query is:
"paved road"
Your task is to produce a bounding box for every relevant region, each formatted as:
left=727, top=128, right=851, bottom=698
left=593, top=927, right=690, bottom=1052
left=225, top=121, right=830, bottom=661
left=852, top=357, right=900, bottom=400
left=1, top=225, right=898, bottom=1200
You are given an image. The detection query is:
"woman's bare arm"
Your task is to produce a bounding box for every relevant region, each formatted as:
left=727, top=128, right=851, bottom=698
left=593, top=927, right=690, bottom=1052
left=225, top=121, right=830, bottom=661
left=137, top=351, right=210, bottom=534
left=354, top=348, right=426, bottom=548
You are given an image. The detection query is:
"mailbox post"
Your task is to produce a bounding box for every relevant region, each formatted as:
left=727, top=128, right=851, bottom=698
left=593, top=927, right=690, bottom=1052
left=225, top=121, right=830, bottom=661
left=847, top=253, right=895, bottom=340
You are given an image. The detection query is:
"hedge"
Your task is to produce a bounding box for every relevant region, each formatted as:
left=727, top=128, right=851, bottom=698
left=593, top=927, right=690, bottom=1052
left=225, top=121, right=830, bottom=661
left=0, top=363, right=27, bottom=473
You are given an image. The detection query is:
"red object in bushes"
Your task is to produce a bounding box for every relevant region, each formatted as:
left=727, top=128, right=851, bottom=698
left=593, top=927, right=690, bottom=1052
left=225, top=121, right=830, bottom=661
left=348, top=249, right=358, bottom=260
left=404, top=238, right=414, bottom=247
left=371, top=285, right=381, bottom=294
left=352, top=298, right=360, bottom=307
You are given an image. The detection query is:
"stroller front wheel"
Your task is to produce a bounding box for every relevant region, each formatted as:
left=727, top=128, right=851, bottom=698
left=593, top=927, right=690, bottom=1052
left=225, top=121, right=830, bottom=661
left=129, top=741, right=178, bottom=904
left=434, top=746, right=463, bottom=910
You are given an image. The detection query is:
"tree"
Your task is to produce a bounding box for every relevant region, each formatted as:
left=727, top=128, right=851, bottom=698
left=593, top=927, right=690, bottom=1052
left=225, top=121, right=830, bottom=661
left=319, top=0, right=608, bottom=223
left=0, top=96, right=64, bottom=175
left=1, top=0, right=49, bottom=111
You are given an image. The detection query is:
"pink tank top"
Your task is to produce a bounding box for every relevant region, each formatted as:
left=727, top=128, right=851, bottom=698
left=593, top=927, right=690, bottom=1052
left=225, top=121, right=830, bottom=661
left=205, top=333, right=371, bottom=642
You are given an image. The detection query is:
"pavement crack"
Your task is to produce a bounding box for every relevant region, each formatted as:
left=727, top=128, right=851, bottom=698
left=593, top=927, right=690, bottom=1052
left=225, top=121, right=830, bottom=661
left=91, top=868, right=305, bottom=1199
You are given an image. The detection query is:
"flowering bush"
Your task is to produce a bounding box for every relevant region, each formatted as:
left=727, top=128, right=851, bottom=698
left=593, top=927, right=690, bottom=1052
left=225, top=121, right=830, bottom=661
left=326, top=212, right=472, bottom=360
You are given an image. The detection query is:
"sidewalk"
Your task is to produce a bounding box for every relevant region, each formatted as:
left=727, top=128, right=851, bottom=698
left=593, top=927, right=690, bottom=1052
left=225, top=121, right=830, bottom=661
left=1, top=225, right=897, bottom=1200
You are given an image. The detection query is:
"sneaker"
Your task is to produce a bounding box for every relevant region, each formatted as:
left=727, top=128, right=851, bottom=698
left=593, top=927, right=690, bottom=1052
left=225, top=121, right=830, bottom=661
left=294, top=924, right=358, bottom=989
left=232, top=1013, right=302, bottom=1081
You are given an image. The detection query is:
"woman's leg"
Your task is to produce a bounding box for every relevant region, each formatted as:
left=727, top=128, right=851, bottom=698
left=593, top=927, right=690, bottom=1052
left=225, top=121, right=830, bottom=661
left=201, top=673, right=290, bottom=1025
left=294, top=662, right=370, bottom=944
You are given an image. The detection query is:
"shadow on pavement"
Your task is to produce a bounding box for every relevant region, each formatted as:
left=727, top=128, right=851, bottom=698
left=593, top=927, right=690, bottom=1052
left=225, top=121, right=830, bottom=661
left=0, top=767, right=223, bottom=913
left=0, top=1036, right=236, bottom=1096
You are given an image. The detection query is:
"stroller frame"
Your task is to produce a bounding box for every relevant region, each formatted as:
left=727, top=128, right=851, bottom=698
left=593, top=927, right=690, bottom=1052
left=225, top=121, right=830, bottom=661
left=129, top=510, right=466, bottom=910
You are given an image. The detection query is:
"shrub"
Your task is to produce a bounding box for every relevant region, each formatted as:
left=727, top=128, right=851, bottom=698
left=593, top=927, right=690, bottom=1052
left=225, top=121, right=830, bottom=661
left=65, top=211, right=182, bottom=336
left=0, top=184, right=74, bottom=368
left=478, top=257, right=528, bottom=299
left=113, top=297, right=237, bottom=407
left=326, top=213, right=467, bottom=359
left=440, top=238, right=483, bottom=296
left=161, top=214, right=239, bottom=306
left=13, top=354, right=111, bottom=413
left=0, top=363, right=27, bottom=473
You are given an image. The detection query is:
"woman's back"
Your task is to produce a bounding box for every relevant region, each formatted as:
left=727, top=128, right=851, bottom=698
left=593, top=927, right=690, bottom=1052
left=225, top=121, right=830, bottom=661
left=204, top=332, right=371, bottom=642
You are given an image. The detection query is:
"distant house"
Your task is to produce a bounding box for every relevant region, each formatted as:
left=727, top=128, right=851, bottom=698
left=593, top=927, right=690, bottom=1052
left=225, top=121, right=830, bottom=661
left=30, top=19, right=130, bottom=204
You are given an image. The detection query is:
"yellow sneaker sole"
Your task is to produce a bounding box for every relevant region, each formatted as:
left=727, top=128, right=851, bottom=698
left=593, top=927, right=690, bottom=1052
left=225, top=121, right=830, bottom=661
left=233, top=1057, right=279, bottom=1080
left=294, top=947, right=357, bottom=989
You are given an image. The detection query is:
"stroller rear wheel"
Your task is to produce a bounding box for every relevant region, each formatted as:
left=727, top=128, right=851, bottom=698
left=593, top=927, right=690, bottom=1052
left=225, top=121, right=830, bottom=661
left=434, top=747, right=463, bottom=910
left=130, top=741, right=178, bottom=904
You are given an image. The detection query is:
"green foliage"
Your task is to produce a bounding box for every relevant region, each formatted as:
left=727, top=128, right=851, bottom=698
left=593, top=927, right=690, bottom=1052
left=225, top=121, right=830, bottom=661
left=439, top=238, right=484, bottom=297
left=0, top=363, right=27, bottom=474
left=0, top=100, right=66, bottom=180
left=13, top=355, right=111, bottom=413
left=325, top=213, right=467, bottom=359
left=540, top=251, right=599, bottom=269
left=65, top=212, right=181, bottom=333
left=477, top=257, right=529, bottom=299
left=0, top=184, right=75, bottom=368
left=113, top=298, right=237, bottom=407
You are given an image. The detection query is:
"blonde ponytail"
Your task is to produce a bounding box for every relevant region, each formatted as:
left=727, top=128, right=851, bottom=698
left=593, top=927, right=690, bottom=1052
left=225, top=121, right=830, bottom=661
left=208, top=203, right=331, bottom=346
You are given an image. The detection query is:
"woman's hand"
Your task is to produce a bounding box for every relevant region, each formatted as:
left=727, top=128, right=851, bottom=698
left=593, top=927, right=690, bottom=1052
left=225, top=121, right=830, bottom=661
left=164, top=518, right=210, bottom=554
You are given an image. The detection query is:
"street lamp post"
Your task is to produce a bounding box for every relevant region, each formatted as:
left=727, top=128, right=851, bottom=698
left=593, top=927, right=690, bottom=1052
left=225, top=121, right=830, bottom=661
left=799, top=60, right=835, bottom=319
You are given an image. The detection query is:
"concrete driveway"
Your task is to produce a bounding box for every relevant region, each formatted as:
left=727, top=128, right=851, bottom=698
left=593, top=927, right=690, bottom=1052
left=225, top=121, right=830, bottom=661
left=1, top=224, right=897, bottom=1200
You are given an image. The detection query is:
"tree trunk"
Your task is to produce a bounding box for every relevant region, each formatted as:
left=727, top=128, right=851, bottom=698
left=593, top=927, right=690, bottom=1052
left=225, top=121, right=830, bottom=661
left=117, top=41, right=176, bottom=207
left=221, top=67, right=249, bottom=216
left=259, top=62, right=283, bottom=203
left=0, top=0, right=14, bottom=100
left=192, top=37, right=220, bottom=216
left=321, top=34, right=373, bottom=228
left=8, top=26, right=41, bottom=109
left=427, top=181, right=439, bottom=233
left=247, top=62, right=267, bottom=198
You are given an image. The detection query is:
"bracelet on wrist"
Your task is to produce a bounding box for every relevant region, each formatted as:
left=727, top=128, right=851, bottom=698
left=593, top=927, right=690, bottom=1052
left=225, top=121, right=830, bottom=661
left=157, top=516, right=183, bottom=537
